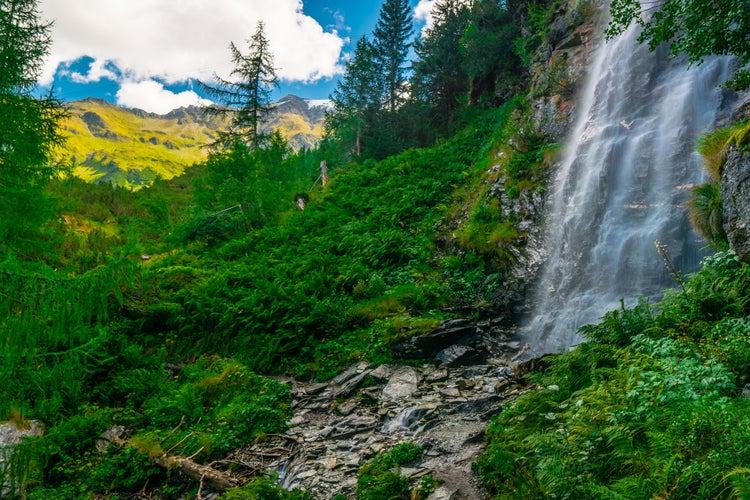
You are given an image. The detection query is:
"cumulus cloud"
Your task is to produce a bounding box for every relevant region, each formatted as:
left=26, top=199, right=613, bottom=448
left=414, top=0, right=438, bottom=30
left=68, top=59, right=119, bottom=84
left=38, top=0, right=346, bottom=110
left=116, top=80, right=213, bottom=115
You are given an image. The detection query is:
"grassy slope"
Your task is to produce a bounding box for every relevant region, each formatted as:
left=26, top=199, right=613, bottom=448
left=59, top=98, right=326, bottom=189
left=3, top=101, right=539, bottom=498
left=60, top=99, right=219, bottom=187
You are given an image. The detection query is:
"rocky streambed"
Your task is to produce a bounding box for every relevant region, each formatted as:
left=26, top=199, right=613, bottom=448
left=235, top=319, right=538, bottom=499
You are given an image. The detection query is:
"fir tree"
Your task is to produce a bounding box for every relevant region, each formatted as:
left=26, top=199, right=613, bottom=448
left=372, top=0, right=414, bottom=113
left=326, top=36, right=381, bottom=157
left=201, top=21, right=278, bottom=150
left=412, top=0, right=471, bottom=132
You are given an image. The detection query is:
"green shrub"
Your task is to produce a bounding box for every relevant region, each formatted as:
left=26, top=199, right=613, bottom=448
left=356, top=443, right=423, bottom=500
left=477, top=254, right=750, bottom=499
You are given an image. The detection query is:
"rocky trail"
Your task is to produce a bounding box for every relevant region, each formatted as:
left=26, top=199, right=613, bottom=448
left=236, top=319, right=539, bottom=499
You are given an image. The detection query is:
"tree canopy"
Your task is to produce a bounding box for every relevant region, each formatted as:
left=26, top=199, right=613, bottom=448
left=373, top=0, right=414, bottom=114
left=0, top=0, right=65, bottom=256
left=607, top=0, right=750, bottom=89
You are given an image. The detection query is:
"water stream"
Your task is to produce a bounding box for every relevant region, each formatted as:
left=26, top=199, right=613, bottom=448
left=522, top=22, right=737, bottom=355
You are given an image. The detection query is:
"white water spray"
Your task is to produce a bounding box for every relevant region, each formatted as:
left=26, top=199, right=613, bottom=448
left=523, top=22, right=737, bottom=355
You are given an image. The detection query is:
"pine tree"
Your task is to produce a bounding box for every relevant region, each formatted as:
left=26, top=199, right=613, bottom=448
left=326, top=36, right=381, bottom=157
left=0, top=0, right=65, bottom=257
left=372, top=0, right=414, bottom=113
left=201, top=21, right=278, bottom=150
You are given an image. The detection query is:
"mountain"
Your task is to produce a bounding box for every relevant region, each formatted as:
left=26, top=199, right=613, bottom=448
left=60, top=96, right=328, bottom=188
left=269, top=94, right=330, bottom=150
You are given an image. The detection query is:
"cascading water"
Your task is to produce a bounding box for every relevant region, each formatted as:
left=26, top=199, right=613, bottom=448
left=522, top=20, right=738, bottom=356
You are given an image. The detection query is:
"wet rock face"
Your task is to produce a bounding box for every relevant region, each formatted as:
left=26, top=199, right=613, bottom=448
left=530, top=1, right=603, bottom=140
left=243, top=341, right=533, bottom=499
left=722, top=145, right=750, bottom=262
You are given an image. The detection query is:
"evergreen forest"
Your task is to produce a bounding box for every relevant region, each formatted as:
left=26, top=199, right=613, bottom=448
left=2, top=0, right=750, bottom=498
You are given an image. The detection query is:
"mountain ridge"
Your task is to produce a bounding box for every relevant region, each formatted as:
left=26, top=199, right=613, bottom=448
left=60, top=95, right=327, bottom=188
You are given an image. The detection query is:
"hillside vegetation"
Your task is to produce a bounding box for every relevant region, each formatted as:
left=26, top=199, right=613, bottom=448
left=3, top=0, right=750, bottom=498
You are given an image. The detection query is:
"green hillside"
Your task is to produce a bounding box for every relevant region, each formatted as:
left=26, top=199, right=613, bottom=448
left=3, top=0, right=750, bottom=498
left=59, top=98, right=221, bottom=188
left=59, top=97, right=327, bottom=189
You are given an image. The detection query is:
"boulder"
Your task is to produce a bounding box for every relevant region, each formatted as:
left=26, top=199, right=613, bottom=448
left=435, top=345, right=485, bottom=367
left=391, top=319, right=479, bottom=360
left=381, top=366, right=420, bottom=402
left=722, top=145, right=750, bottom=262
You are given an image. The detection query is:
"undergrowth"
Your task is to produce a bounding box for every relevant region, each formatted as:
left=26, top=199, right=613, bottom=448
left=477, top=251, right=750, bottom=499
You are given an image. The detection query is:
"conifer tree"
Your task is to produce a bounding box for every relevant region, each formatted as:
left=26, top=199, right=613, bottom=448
left=412, top=0, right=471, bottom=131
left=461, top=0, right=521, bottom=104
left=0, top=0, right=65, bottom=256
left=326, top=36, right=381, bottom=157
left=202, top=21, right=278, bottom=150
left=372, top=0, right=414, bottom=113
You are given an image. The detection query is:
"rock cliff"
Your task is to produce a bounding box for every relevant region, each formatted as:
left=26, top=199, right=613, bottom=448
left=722, top=144, right=750, bottom=262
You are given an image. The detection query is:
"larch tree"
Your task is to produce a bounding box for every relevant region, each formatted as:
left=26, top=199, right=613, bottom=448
left=372, top=0, right=414, bottom=114
left=0, top=0, right=65, bottom=256
left=201, top=21, right=279, bottom=150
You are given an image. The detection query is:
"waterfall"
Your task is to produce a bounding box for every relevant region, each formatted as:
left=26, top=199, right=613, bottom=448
left=522, top=21, right=737, bottom=355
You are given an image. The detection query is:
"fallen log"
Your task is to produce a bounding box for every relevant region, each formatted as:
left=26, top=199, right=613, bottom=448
left=153, top=453, right=238, bottom=491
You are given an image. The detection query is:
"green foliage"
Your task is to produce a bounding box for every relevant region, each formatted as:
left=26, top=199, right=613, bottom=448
left=141, top=356, right=290, bottom=458
left=513, top=0, right=562, bottom=67
left=150, top=109, right=510, bottom=376
left=373, top=0, right=414, bottom=114
left=688, top=181, right=728, bottom=248
left=200, top=21, right=278, bottom=149
left=687, top=122, right=750, bottom=250
left=221, top=474, right=309, bottom=499
left=356, top=443, right=423, bottom=500
left=461, top=0, right=523, bottom=103
left=607, top=0, right=750, bottom=90
left=411, top=0, right=472, bottom=135
left=478, top=252, right=750, bottom=499
left=0, top=0, right=66, bottom=258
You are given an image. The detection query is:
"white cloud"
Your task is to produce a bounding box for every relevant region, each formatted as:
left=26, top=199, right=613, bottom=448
left=116, top=80, right=212, bottom=115
left=68, top=59, right=119, bottom=84
left=38, top=0, right=346, bottom=109
left=414, top=0, right=472, bottom=34
left=414, top=0, right=437, bottom=30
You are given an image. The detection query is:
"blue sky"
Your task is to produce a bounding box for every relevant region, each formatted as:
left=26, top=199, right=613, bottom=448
left=37, top=0, right=439, bottom=114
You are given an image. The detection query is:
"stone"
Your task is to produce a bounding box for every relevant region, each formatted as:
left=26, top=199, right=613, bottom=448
left=288, top=415, right=307, bottom=427
left=426, top=367, right=449, bottom=383
left=96, top=425, right=126, bottom=452
left=334, top=370, right=371, bottom=398
left=439, top=387, right=462, bottom=398
left=722, top=145, right=750, bottom=262
left=428, top=486, right=458, bottom=500
left=369, top=364, right=393, bottom=382
left=336, top=399, right=358, bottom=416
left=436, top=345, right=485, bottom=367
left=381, top=366, right=420, bottom=402
left=391, top=319, right=479, bottom=359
